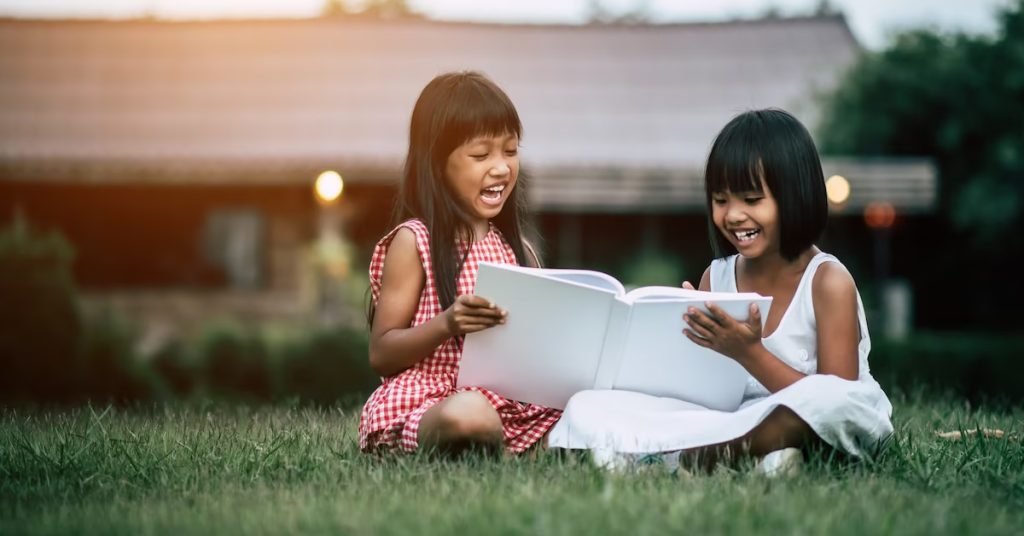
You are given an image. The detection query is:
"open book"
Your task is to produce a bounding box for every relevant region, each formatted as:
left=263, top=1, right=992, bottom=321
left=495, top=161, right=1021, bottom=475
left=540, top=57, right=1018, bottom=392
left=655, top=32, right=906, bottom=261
left=457, top=262, right=772, bottom=411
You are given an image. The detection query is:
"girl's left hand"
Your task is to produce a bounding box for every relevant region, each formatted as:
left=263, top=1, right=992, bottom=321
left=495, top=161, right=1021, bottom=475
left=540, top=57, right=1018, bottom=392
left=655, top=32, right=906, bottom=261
left=683, top=303, right=762, bottom=363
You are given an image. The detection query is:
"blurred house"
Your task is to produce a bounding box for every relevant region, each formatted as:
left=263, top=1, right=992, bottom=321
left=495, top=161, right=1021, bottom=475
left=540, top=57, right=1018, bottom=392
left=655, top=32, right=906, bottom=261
left=0, top=16, right=934, bottom=332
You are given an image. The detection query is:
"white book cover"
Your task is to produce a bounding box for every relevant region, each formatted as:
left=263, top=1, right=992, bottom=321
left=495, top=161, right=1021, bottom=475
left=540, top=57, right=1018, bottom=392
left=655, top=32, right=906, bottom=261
left=457, top=262, right=772, bottom=411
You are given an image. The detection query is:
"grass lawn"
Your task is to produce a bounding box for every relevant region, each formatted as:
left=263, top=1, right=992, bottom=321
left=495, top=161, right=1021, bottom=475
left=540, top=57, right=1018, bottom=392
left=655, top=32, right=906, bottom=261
left=1, top=393, right=1022, bottom=535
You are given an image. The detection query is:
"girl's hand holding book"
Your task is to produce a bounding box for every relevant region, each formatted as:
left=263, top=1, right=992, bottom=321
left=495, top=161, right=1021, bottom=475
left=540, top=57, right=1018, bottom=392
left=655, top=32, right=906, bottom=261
left=445, top=294, right=508, bottom=336
left=683, top=303, right=763, bottom=364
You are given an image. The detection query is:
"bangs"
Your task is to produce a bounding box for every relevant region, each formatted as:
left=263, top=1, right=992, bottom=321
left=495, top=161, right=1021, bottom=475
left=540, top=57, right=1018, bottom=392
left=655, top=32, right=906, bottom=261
left=437, top=75, right=522, bottom=154
left=703, top=108, right=828, bottom=261
left=705, top=116, right=766, bottom=195
left=398, top=70, right=532, bottom=311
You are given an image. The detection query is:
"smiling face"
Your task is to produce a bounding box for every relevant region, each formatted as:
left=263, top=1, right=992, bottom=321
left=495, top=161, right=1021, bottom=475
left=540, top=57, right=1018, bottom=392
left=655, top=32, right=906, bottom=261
left=703, top=109, right=829, bottom=261
left=711, top=179, right=780, bottom=259
left=444, top=132, right=520, bottom=232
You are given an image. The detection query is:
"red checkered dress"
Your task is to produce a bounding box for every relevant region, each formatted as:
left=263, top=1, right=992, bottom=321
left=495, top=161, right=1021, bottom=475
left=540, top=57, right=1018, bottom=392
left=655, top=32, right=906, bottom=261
left=358, top=219, right=562, bottom=454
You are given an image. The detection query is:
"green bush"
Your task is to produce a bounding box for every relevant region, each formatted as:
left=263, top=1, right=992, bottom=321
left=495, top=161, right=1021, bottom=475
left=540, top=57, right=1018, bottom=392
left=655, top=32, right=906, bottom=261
left=187, top=322, right=373, bottom=405
left=621, top=249, right=686, bottom=289
left=0, top=217, right=386, bottom=406
left=870, top=332, right=1024, bottom=405
left=197, top=322, right=274, bottom=402
left=75, top=309, right=153, bottom=402
left=149, top=339, right=198, bottom=398
left=276, top=327, right=375, bottom=405
left=0, top=217, right=81, bottom=402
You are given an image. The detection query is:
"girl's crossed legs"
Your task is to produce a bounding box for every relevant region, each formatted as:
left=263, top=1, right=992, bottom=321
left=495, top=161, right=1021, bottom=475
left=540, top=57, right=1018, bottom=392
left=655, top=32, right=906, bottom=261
left=418, top=391, right=505, bottom=454
left=679, top=406, right=819, bottom=470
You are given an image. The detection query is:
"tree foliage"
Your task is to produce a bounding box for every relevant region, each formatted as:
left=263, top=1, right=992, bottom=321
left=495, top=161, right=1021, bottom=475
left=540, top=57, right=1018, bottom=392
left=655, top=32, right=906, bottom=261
left=0, top=215, right=81, bottom=401
left=818, top=1, right=1024, bottom=244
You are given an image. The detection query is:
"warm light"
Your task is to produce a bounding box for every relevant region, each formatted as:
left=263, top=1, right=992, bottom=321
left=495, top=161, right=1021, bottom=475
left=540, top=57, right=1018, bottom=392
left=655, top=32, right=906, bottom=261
left=826, top=175, right=851, bottom=205
left=864, top=202, right=896, bottom=229
left=315, top=170, right=344, bottom=203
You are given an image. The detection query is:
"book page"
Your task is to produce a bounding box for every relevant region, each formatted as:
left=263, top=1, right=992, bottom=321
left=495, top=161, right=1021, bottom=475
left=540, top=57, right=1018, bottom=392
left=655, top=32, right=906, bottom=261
left=474, top=263, right=625, bottom=295
left=541, top=270, right=625, bottom=295
left=610, top=296, right=772, bottom=411
left=624, top=286, right=765, bottom=303
left=591, top=298, right=632, bottom=390
left=458, top=262, right=620, bottom=410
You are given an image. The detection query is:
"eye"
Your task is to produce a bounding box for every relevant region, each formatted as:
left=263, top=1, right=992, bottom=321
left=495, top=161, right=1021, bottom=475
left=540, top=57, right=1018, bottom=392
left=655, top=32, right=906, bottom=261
left=504, top=148, right=518, bottom=156
left=744, top=196, right=763, bottom=204
left=469, top=153, right=488, bottom=160
left=711, top=197, right=727, bottom=205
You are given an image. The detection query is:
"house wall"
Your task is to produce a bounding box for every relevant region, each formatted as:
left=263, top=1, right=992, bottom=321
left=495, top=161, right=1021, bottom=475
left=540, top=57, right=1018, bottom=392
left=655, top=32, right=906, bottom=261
left=0, top=181, right=397, bottom=291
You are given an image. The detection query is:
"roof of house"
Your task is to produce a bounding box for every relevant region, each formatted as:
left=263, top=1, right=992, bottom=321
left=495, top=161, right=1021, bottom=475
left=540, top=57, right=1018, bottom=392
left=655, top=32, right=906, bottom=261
left=0, top=16, right=935, bottom=211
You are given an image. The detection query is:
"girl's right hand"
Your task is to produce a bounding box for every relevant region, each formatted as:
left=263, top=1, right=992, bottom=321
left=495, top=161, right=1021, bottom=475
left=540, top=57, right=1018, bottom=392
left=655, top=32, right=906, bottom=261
left=445, top=295, right=507, bottom=336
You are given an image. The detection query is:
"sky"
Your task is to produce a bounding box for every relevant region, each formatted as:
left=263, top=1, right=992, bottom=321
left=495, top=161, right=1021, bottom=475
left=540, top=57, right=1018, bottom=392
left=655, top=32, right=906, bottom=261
left=0, top=0, right=1012, bottom=49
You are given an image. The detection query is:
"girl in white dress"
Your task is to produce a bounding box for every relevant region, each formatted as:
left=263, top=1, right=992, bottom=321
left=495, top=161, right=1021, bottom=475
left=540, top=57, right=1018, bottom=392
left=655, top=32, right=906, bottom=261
left=547, top=109, right=893, bottom=471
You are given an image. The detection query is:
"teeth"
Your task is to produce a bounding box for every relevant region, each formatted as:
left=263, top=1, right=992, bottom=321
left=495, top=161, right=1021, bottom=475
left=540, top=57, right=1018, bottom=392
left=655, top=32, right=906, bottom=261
left=734, top=229, right=760, bottom=240
left=483, top=185, right=505, bottom=193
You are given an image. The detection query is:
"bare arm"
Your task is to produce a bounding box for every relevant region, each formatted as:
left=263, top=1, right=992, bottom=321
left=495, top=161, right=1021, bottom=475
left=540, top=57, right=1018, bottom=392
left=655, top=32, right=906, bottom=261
left=684, top=261, right=860, bottom=392
left=697, top=266, right=711, bottom=291
left=810, top=262, right=860, bottom=380
left=727, top=340, right=807, bottom=393
left=369, top=228, right=451, bottom=377
left=685, top=302, right=807, bottom=393
left=681, top=267, right=711, bottom=291
left=369, top=228, right=507, bottom=377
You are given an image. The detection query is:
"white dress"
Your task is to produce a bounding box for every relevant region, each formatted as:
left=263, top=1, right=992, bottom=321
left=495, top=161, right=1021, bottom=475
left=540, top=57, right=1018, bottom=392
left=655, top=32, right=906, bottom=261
left=547, top=252, right=894, bottom=458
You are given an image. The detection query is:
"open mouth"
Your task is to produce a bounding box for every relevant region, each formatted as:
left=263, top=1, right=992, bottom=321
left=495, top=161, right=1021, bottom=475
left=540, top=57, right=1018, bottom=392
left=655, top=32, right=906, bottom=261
left=733, top=228, right=761, bottom=244
left=480, top=183, right=507, bottom=205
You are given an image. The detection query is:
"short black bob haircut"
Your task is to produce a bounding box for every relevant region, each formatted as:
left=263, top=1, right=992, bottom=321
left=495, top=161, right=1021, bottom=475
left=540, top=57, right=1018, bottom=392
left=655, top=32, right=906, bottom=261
left=704, top=108, right=827, bottom=261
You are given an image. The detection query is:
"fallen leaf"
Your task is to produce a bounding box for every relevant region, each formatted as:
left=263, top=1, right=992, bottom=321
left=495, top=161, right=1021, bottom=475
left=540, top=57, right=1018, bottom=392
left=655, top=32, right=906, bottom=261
left=935, top=428, right=1008, bottom=440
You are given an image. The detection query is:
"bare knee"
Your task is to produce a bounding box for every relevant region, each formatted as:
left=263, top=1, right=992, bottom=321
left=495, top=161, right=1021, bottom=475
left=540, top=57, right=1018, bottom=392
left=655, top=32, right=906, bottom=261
left=772, top=406, right=808, bottom=434
left=749, top=406, right=815, bottom=455
left=426, top=392, right=504, bottom=447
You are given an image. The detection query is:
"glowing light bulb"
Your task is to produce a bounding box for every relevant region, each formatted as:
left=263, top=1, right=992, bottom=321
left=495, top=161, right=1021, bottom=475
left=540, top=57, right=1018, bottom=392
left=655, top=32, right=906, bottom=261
left=826, top=175, right=851, bottom=205
left=315, top=170, right=344, bottom=203
left=864, top=202, right=896, bottom=229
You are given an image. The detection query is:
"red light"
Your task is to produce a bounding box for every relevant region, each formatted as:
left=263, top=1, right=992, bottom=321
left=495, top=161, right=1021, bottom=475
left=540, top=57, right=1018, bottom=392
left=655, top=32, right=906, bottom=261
left=864, top=202, right=896, bottom=229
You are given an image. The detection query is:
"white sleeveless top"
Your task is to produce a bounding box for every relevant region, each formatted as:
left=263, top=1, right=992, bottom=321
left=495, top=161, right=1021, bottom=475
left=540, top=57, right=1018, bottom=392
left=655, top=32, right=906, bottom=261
left=710, top=252, right=874, bottom=399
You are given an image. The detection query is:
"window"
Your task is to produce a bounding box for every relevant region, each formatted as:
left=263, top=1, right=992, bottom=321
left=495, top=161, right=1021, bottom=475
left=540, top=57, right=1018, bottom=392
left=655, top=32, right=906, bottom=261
left=202, top=209, right=264, bottom=289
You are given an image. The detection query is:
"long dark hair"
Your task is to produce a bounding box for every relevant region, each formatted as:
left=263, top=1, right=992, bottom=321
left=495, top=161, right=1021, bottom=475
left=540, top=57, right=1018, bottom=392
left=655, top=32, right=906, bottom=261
left=383, top=71, right=532, bottom=317
left=704, top=109, right=827, bottom=261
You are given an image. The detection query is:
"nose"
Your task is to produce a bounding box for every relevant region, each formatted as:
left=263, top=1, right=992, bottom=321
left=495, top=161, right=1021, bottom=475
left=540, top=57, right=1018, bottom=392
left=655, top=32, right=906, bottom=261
left=724, top=201, right=747, bottom=224
left=490, top=159, right=511, bottom=176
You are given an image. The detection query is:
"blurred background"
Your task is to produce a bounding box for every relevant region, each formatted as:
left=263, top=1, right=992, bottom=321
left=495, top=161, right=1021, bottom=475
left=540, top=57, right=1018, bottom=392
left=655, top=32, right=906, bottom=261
left=1, top=0, right=1021, bottom=407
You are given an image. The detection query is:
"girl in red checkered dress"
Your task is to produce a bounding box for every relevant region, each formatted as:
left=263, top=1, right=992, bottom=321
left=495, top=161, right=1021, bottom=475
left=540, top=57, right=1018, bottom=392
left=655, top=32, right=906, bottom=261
left=358, top=71, right=562, bottom=455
